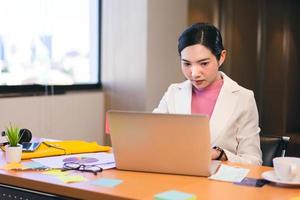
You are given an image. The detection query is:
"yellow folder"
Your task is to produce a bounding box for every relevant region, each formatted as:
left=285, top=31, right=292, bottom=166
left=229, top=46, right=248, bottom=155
left=1, top=140, right=111, bottom=160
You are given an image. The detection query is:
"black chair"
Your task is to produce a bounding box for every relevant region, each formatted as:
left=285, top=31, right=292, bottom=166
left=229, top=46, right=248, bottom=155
left=285, top=133, right=300, bottom=157
left=260, top=136, right=290, bottom=166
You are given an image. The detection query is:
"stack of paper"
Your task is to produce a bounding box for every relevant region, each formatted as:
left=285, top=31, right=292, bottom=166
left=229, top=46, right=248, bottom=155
left=208, top=164, right=249, bottom=182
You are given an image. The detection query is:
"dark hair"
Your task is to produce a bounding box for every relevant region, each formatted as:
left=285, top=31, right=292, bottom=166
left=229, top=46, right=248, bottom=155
left=178, top=22, right=224, bottom=60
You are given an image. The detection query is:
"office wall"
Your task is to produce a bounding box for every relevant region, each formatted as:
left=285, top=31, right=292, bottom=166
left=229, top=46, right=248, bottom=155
left=146, top=0, right=187, bottom=110
left=188, top=0, right=219, bottom=26
left=101, top=0, right=148, bottom=111
left=102, top=0, right=188, bottom=112
left=0, top=91, right=105, bottom=144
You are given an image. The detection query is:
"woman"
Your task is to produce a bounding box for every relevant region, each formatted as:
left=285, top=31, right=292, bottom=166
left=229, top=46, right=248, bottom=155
left=153, top=23, right=262, bottom=165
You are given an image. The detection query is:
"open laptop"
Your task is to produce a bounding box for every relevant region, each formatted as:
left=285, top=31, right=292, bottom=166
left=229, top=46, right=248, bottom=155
left=108, top=110, right=219, bottom=177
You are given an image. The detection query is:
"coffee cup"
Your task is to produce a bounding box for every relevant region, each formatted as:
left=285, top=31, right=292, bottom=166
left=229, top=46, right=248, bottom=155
left=273, top=157, right=300, bottom=182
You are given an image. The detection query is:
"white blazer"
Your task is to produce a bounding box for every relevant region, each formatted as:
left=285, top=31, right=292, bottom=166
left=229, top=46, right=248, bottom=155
left=153, top=72, right=262, bottom=165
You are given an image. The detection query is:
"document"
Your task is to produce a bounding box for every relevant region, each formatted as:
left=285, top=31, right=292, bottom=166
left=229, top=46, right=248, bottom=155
left=208, top=164, right=249, bottom=182
left=32, top=152, right=115, bottom=170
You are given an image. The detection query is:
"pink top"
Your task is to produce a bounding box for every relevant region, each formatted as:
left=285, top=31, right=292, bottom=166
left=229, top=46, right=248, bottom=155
left=191, top=79, right=224, bottom=118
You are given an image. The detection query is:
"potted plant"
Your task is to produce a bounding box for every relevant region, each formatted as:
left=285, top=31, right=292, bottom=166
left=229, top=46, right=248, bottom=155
left=5, top=123, right=23, bottom=163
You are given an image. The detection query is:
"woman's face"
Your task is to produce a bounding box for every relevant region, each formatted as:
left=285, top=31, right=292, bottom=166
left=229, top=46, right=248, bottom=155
left=180, top=44, right=226, bottom=90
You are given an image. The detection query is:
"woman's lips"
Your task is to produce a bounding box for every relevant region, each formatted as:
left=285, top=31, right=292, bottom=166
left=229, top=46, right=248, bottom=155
left=194, top=80, right=205, bottom=85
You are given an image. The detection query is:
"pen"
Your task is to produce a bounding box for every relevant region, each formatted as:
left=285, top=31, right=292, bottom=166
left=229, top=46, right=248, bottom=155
left=42, top=142, right=67, bottom=154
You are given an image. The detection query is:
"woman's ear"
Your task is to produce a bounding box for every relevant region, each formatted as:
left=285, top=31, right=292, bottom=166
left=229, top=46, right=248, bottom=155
left=218, top=50, right=227, bottom=67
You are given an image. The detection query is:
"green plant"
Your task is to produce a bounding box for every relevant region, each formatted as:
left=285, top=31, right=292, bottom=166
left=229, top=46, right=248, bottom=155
left=6, top=123, right=21, bottom=147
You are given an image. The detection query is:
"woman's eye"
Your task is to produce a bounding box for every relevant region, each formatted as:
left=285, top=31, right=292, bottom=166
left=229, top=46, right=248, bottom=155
left=183, top=62, right=191, bottom=67
left=201, top=62, right=208, bottom=67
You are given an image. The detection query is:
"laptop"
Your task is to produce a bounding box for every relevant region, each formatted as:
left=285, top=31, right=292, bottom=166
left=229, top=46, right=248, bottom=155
left=108, top=110, right=218, bottom=176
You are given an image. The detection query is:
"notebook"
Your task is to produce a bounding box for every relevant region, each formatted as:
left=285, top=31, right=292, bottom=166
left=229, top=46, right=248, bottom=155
left=108, top=110, right=219, bottom=177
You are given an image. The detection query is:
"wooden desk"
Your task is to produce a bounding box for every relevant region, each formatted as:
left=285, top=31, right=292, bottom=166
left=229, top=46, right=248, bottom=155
left=0, top=152, right=299, bottom=200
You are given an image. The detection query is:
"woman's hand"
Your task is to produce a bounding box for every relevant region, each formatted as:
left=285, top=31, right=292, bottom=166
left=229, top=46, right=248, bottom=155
left=211, top=149, right=221, bottom=160
left=211, top=148, right=227, bottom=161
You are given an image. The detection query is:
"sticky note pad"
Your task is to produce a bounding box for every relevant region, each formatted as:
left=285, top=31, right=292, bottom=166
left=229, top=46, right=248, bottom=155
left=89, top=178, right=123, bottom=188
left=0, top=162, right=26, bottom=170
left=58, top=175, right=87, bottom=183
left=154, top=190, right=197, bottom=200
left=43, top=169, right=70, bottom=176
left=23, top=161, right=45, bottom=169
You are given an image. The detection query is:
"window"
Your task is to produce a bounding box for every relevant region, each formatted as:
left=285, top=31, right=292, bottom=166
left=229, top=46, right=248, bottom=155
left=0, top=0, right=101, bottom=95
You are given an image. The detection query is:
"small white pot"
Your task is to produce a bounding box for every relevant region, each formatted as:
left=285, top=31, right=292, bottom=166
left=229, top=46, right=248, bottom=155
left=5, top=144, right=23, bottom=163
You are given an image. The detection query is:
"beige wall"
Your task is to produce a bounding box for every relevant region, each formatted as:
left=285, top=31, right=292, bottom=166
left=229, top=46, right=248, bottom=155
left=102, top=0, right=188, bottom=112
left=0, top=92, right=105, bottom=144
left=101, top=0, right=148, bottom=111
left=146, top=0, right=187, bottom=111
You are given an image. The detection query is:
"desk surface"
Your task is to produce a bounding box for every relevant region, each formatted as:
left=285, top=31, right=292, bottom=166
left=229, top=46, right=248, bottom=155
left=0, top=152, right=299, bottom=200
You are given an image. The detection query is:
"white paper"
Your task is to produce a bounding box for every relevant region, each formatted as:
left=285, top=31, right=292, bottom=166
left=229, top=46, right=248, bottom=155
left=32, top=152, right=116, bottom=170
left=208, top=164, right=249, bottom=182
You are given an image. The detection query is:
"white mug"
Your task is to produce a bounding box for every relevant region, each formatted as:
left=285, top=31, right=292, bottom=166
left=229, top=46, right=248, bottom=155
left=273, top=157, right=300, bottom=182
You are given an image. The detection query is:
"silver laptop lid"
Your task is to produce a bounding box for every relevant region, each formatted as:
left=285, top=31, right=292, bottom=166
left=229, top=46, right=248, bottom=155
left=108, top=111, right=212, bottom=176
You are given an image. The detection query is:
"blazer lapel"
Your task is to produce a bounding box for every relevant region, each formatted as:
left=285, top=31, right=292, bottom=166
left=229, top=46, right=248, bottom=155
left=174, top=81, right=192, bottom=114
left=210, top=73, right=240, bottom=144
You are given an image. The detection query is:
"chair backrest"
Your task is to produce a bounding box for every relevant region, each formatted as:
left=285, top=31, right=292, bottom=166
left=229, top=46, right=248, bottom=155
left=260, top=136, right=290, bottom=166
